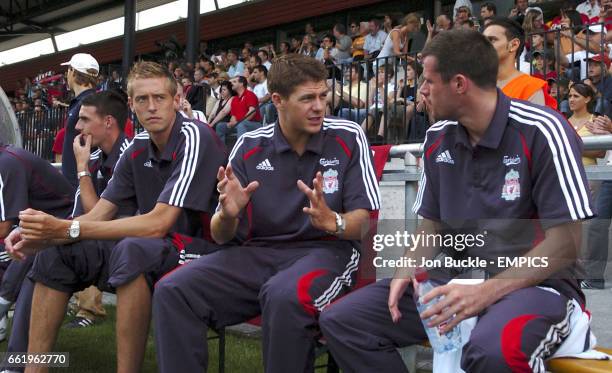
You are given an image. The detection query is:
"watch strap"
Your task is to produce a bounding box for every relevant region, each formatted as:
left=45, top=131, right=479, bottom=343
left=77, top=170, right=92, bottom=179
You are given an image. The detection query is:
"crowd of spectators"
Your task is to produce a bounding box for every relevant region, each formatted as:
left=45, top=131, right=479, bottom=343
left=9, top=0, right=612, bottom=153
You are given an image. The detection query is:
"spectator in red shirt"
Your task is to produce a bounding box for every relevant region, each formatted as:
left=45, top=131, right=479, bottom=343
left=52, top=127, right=66, bottom=163
left=215, top=75, right=262, bottom=143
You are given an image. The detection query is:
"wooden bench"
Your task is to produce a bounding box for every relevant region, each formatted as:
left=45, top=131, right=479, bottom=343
left=546, top=347, right=612, bottom=373
left=401, top=342, right=612, bottom=373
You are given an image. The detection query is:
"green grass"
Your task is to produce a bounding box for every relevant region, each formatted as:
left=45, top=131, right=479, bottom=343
left=0, top=306, right=330, bottom=372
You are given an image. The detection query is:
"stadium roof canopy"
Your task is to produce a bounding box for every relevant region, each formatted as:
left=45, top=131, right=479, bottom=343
left=0, top=0, right=247, bottom=60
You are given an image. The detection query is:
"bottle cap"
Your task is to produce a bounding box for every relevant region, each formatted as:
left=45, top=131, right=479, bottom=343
left=414, top=267, right=428, bottom=282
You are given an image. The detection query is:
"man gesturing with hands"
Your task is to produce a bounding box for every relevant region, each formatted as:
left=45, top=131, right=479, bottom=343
left=152, top=54, right=380, bottom=373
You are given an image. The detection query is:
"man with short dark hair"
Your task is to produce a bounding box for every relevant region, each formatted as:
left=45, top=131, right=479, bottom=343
left=510, top=0, right=529, bottom=24
left=252, top=65, right=276, bottom=124
left=480, top=2, right=497, bottom=19
left=320, top=29, right=594, bottom=372
left=8, top=61, right=226, bottom=373
left=333, top=23, right=353, bottom=63
left=227, top=49, right=245, bottom=78
left=153, top=53, right=380, bottom=373
left=60, top=53, right=99, bottom=188
left=258, top=49, right=272, bottom=70
left=187, top=67, right=211, bottom=112
left=315, top=34, right=338, bottom=63
left=587, top=54, right=612, bottom=104
left=215, top=75, right=262, bottom=143
left=65, top=91, right=133, bottom=329
left=199, top=56, right=214, bottom=75
left=364, top=19, right=387, bottom=59
left=483, top=18, right=558, bottom=109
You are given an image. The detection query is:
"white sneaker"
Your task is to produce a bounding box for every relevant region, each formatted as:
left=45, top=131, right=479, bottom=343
left=0, top=314, right=7, bottom=342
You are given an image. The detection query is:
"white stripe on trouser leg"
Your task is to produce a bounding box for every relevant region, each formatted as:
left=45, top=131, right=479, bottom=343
left=0, top=174, right=5, bottom=221
left=313, top=248, right=360, bottom=311
left=528, top=300, right=573, bottom=372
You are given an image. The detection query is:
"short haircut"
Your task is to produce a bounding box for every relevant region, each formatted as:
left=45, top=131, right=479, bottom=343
left=258, top=49, right=269, bottom=59
left=228, top=49, right=239, bottom=56
left=80, top=90, right=128, bottom=130
left=194, top=67, right=205, bottom=76
left=369, top=18, right=381, bottom=27
left=334, top=23, right=346, bottom=35
left=268, top=54, right=328, bottom=97
left=483, top=17, right=526, bottom=58
left=280, top=41, right=290, bottom=50
left=236, top=75, right=248, bottom=88
left=481, top=2, right=497, bottom=14
left=251, top=55, right=263, bottom=65
left=127, top=61, right=177, bottom=97
left=421, top=29, right=498, bottom=89
left=322, top=34, right=336, bottom=44
left=253, top=64, right=268, bottom=77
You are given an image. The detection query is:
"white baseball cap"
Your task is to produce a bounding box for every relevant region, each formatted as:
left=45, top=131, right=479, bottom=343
left=587, top=24, right=605, bottom=34
left=60, top=53, right=99, bottom=76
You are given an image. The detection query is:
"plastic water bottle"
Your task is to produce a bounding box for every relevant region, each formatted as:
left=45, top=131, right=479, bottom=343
left=413, top=268, right=462, bottom=353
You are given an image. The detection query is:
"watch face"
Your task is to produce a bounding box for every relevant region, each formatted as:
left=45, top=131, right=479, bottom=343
left=69, top=224, right=79, bottom=238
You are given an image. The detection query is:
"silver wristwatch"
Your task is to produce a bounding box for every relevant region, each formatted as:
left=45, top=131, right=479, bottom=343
left=77, top=170, right=92, bottom=180
left=68, top=220, right=80, bottom=239
left=331, top=212, right=346, bottom=236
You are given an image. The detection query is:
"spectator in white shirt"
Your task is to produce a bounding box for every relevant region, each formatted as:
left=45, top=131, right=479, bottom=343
left=315, top=35, right=339, bottom=63
left=252, top=65, right=269, bottom=102
left=577, top=0, right=601, bottom=18
left=364, top=19, right=388, bottom=59
left=227, top=49, right=245, bottom=78
left=257, top=49, right=272, bottom=70
left=252, top=65, right=276, bottom=124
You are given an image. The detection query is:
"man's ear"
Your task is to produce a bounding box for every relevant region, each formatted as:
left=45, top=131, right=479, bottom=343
left=105, top=115, right=113, bottom=129
left=509, top=37, right=521, bottom=54
left=453, top=74, right=469, bottom=95
left=271, top=92, right=283, bottom=110
left=127, top=97, right=134, bottom=112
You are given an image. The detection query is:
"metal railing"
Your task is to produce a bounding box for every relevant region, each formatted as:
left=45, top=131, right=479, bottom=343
left=526, top=21, right=612, bottom=113
left=384, top=135, right=612, bottom=229
left=15, top=107, right=66, bottom=161
left=326, top=53, right=428, bottom=145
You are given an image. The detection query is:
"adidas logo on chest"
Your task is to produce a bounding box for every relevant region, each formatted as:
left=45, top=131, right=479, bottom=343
left=256, top=158, right=274, bottom=171
left=435, top=150, right=454, bottom=164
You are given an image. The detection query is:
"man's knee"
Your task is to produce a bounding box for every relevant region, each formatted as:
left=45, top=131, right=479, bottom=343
left=462, top=334, right=509, bottom=373
left=153, top=275, right=181, bottom=306
left=260, top=282, right=297, bottom=309
left=216, top=122, right=228, bottom=135
left=319, top=304, right=344, bottom=334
